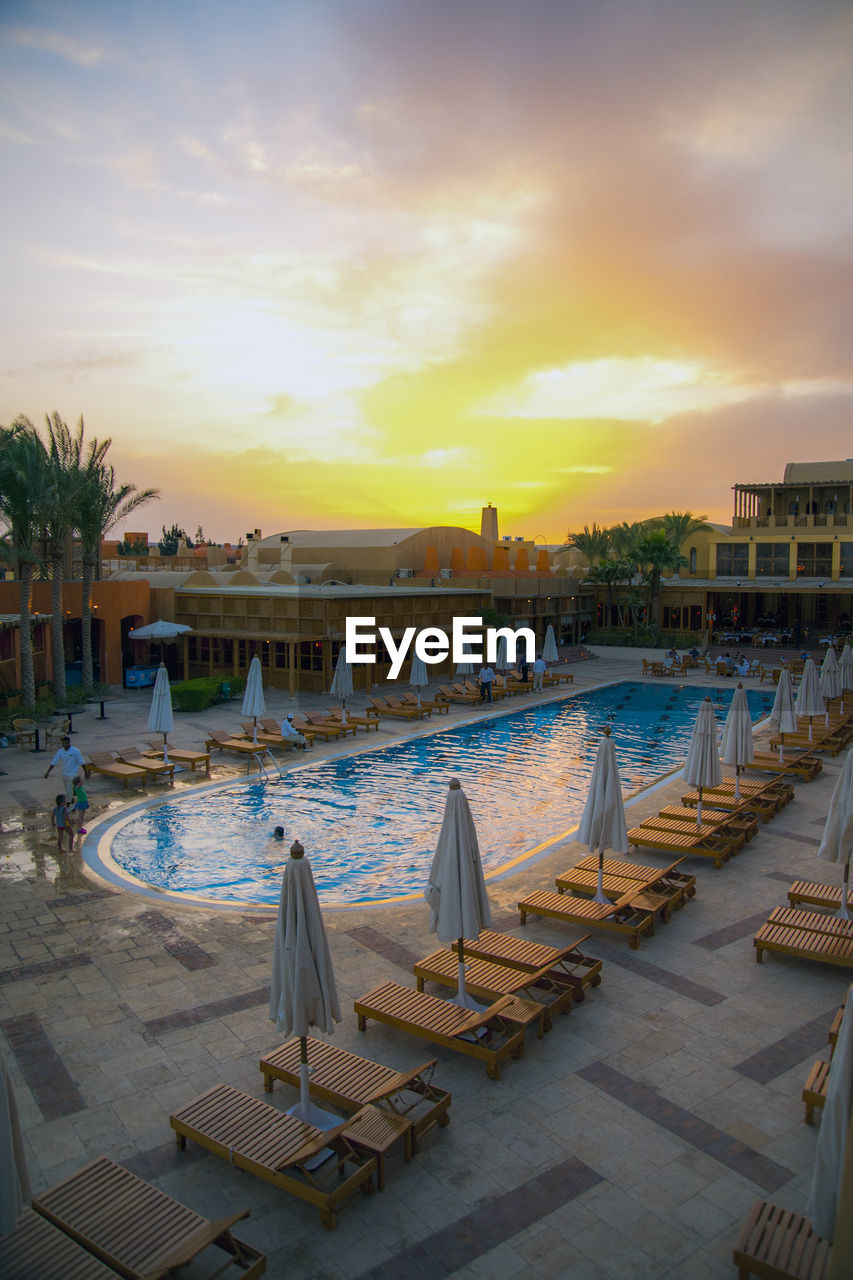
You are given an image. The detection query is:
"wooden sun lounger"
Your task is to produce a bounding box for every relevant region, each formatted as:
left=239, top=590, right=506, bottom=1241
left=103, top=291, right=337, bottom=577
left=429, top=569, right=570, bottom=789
left=171, top=1083, right=376, bottom=1229
left=30, top=1155, right=265, bottom=1278
left=84, top=751, right=147, bottom=789
left=557, top=856, right=696, bottom=919
left=745, top=751, right=822, bottom=781
left=732, top=1198, right=831, bottom=1279
left=769, top=733, right=846, bottom=756
left=238, top=720, right=290, bottom=748
left=754, top=906, right=853, bottom=968
left=0, top=1208, right=117, bottom=1280
left=438, top=684, right=479, bottom=705
left=302, top=712, right=357, bottom=738
left=205, top=729, right=267, bottom=756
left=518, top=888, right=656, bottom=948
left=787, top=880, right=853, bottom=913
left=368, top=697, right=422, bottom=720
left=414, top=950, right=570, bottom=1028
left=116, top=747, right=175, bottom=786
left=451, top=931, right=602, bottom=1002
left=543, top=670, right=574, bottom=685
left=354, top=982, right=528, bottom=1079
left=291, top=715, right=342, bottom=740
left=144, top=739, right=211, bottom=773
left=680, top=788, right=777, bottom=822
left=656, top=804, right=759, bottom=842
left=325, top=707, right=380, bottom=730
left=802, top=1057, right=831, bottom=1125
left=634, top=814, right=746, bottom=854
left=259, top=1036, right=451, bottom=1149
left=401, top=692, right=449, bottom=714
left=259, top=718, right=309, bottom=749
left=385, top=694, right=431, bottom=718
left=627, top=823, right=735, bottom=870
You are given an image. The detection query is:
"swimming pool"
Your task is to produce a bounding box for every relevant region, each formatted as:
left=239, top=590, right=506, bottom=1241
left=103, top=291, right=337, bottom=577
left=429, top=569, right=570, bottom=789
left=93, top=681, right=774, bottom=908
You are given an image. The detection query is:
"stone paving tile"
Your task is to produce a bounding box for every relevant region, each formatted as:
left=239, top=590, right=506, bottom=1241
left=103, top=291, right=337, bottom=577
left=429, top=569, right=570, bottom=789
left=46, top=889, right=116, bottom=908
left=0, top=1010, right=87, bottom=1120
left=577, top=1061, right=793, bottom=1194
left=135, top=909, right=216, bottom=971
left=0, top=952, right=92, bottom=984
left=592, top=943, right=725, bottom=1005
left=771, top=828, right=823, bottom=848
left=352, top=1157, right=603, bottom=1280
left=347, top=924, right=420, bottom=970
left=143, top=985, right=270, bottom=1036
left=692, top=911, right=772, bottom=951
left=732, top=1005, right=839, bottom=1083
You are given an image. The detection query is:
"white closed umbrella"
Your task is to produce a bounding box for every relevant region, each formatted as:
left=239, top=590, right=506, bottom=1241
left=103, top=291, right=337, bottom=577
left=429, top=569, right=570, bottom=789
left=808, top=985, right=853, bottom=1240
left=578, top=727, right=628, bottom=904
left=683, top=696, right=722, bottom=824
left=494, top=635, right=508, bottom=673
left=820, top=648, right=842, bottom=724
left=796, top=658, right=825, bottom=741
left=146, top=663, right=174, bottom=763
left=817, top=749, right=853, bottom=921
left=425, top=778, right=492, bottom=1009
left=542, top=624, right=559, bottom=664
left=410, top=653, right=429, bottom=708
left=270, top=840, right=341, bottom=1128
left=769, top=668, right=798, bottom=763
left=839, top=643, right=853, bottom=713
left=720, top=683, right=754, bottom=799
left=127, top=618, right=192, bottom=663
left=0, top=1044, right=30, bottom=1235
left=241, top=655, right=266, bottom=744
left=329, top=646, right=353, bottom=724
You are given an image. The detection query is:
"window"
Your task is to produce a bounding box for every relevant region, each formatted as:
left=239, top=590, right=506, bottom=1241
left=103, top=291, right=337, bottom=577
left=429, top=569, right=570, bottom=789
left=715, top=544, right=749, bottom=576
left=796, top=543, right=832, bottom=578
left=755, top=544, right=790, bottom=577
left=840, top=544, right=853, bottom=578
left=689, top=548, right=697, bottom=573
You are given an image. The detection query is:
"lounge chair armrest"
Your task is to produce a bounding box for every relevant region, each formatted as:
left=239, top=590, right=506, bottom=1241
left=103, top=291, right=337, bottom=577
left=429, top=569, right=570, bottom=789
left=142, top=1209, right=252, bottom=1277
left=364, top=1059, right=440, bottom=1104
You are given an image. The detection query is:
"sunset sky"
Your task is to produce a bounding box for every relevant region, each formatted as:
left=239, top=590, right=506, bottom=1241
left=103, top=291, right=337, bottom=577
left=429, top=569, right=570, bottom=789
left=1, top=0, right=851, bottom=543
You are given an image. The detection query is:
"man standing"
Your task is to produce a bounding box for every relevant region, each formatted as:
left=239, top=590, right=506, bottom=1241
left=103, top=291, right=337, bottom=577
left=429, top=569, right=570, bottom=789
left=478, top=664, right=495, bottom=703
left=533, top=654, right=546, bottom=692
left=45, top=735, right=86, bottom=801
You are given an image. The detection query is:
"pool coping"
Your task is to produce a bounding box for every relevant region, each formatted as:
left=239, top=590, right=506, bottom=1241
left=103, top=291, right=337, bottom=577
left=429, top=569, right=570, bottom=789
left=79, top=678, right=759, bottom=913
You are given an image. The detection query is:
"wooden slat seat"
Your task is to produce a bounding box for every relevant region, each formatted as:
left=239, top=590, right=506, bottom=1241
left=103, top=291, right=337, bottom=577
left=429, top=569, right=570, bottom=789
left=259, top=1036, right=450, bottom=1149
left=170, top=1083, right=376, bottom=1229
left=451, top=931, right=602, bottom=1002
left=732, top=1198, right=830, bottom=1279
left=0, top=1209, right=116, bottom=1280
left=385, top=695, right=431, bottom=718
left=571, top=855, right=697, bottom=898
left=401, top=693, right=449, bottom=714
left=681, top=788, right=776, bottom=822
left=438, top=685, right=479, bottom=705
left=829, top=995, right=847, bottom=1049
left=30, top=1155, right=265, bottom=1277
left=627, top=824, right=734, bottom=870
left=354, top=982, right=527, bottom=1079
left=414, top=949, right=567, bottom=1027
left=768, top=731, right=845, bottom=756
left=636, top=814, right=746, bottom=852
left=787, top=880, right=853, bottom=914
left=802, top=1058, right=830, bottom=1125
left=367, top=697, right=421, bottom=720
left=84, top=752, right=147, bottom=789
left=518, top=888, right=655, bottom=948
left=204, top=730, right=267, bottom=757
left=745, top=751, right=822, bottom=781
left=754, top=907, right=853, bottom=968
left=290, top=715, right=342, bottom=740
left=144, top=740, right=211, bottom=773
left=557, top=855, right=695, bottom=919
left=325, top=707, right=380, bottom=730
left=116, top=747, right=175, bottom=787
left=657, top=804, right=759, bottom=842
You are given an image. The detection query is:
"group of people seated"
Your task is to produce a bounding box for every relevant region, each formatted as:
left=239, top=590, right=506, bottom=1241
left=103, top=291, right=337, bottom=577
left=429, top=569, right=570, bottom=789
left=713, top=652, right=751, bottom=676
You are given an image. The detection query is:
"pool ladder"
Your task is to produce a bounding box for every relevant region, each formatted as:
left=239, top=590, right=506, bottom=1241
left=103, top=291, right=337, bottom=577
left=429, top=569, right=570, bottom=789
left=251, top=748, right=286, bottom=782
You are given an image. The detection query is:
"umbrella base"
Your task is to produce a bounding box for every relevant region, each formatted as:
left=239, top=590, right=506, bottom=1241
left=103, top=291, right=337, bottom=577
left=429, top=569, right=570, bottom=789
left=450, top=990, right=489, bottom=1012
left=287, top=1102, right=342, bottom=1167
left=592, top=890, right=611, bottom=906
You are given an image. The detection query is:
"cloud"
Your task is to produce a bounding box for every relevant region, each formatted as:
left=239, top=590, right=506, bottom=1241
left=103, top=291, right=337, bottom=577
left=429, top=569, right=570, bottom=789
left=9, top=27, right=104, bottom=67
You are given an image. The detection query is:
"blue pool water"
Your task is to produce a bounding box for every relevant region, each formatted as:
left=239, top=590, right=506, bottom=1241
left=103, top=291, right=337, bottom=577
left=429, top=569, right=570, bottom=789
left=103, top=681, right=774, bottom=907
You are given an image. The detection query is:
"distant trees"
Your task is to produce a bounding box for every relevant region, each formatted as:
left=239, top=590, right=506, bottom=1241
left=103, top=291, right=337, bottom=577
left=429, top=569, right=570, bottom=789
left=0, top=413, right=159, bottom=705
left=158, top=523, right=190, bottom=556
left=564, top=511, right=710, bottom=639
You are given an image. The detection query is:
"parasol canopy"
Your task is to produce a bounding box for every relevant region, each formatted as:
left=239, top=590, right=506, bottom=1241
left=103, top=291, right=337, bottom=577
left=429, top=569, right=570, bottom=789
left=795, top=658, right=825, bottom=740
left=241, top=655, right=266, bottom=744
left=146, top=662, right=174, bottom=763
left=329, top=647, right=354, bottom=723
left=683, top=697, right=722, bottom=823
left=719, top=683, right=754, bottom=798
left=577, top=727, right=628, bottom=903
left=817, top=749, right=853, bottom=920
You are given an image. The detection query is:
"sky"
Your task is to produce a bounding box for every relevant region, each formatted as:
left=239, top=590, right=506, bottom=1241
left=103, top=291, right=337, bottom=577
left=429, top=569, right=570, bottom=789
left=1, top=0, right=851, bottom=545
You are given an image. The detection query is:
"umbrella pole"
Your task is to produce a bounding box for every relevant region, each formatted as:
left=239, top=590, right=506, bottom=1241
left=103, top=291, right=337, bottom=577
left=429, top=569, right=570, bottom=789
left=809, top=716, right=814, bottom=741
left=779, top=731, right=784, bottom=764
left=840, top=863, right=851, bottom=922
left=341, top=697, right=347, bottom=725
left=696, top=787, right=702, bottom=826
left=417, top=688, right=422, bottom=708
left=252, top=716, right=258, bottom=745
left=734, top=766, right=740, bottom=800
left=162, top=731, right=170, bottom=765
left=299, top=1034, right=310, bottom=1115
left=593, top=844, right=609, bottom=905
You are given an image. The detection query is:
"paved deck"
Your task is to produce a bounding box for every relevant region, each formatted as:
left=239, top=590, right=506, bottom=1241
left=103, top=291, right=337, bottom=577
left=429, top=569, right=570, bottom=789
left=1, top=654, right=849, bottom=1278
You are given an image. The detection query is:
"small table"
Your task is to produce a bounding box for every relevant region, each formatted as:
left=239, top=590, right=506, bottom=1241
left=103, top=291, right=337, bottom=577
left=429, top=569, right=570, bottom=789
left=54, top=707, right=86, bottom=734
left=343, top=1105, right=412, bottom=1191
left=87, top=698, right=109, bottom=720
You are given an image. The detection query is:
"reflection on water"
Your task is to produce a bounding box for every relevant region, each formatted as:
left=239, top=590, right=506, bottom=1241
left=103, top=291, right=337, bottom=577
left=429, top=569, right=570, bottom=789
left=108, top=682, right=773, bottom=906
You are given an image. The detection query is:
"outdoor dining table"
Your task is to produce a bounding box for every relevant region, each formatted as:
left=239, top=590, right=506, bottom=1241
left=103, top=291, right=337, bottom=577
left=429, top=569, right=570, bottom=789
left=53, top=706, right=86, bottom=734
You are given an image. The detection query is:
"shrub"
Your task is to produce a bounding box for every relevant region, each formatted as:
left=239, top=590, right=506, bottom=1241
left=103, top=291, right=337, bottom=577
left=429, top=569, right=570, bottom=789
left=171, top=677, right=223, bottom=712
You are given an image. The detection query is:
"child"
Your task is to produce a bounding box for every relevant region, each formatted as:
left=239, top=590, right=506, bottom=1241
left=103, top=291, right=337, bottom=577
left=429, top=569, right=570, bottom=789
left=72, top=777, right=89, bottom=836
left=51, top=794, right=71, bottom=853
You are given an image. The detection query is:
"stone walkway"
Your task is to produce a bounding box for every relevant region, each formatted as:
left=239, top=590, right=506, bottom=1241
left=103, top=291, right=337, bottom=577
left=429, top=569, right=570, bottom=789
left=0, top=655, right=849, bottom=1278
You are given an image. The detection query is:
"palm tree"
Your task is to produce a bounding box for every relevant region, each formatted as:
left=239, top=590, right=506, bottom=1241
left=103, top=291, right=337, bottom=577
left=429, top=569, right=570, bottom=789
left=44, top=414, right=85, bottom=707
left=76, top=442, right=159, bottom=694
left=660, top=511, right=711, bottom=550
left=564, top=523, right=610, bottom=566
left=0, top=421, right=52, bottom=707
left=637, top=529, right=687, bottom=628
